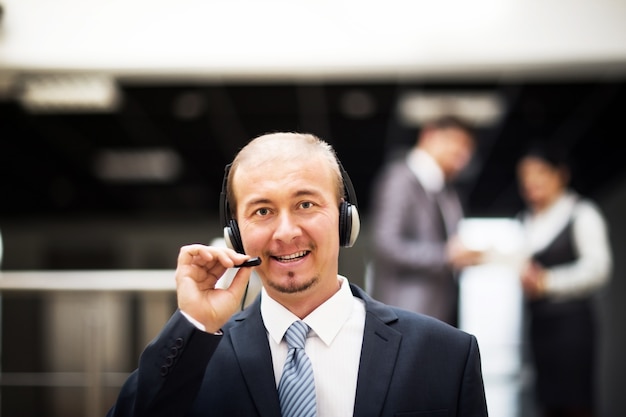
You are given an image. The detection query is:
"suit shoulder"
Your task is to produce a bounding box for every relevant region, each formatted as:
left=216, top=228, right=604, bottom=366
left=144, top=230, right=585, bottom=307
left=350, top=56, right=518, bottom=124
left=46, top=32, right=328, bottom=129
left=391, top=307, right=475, bottom=343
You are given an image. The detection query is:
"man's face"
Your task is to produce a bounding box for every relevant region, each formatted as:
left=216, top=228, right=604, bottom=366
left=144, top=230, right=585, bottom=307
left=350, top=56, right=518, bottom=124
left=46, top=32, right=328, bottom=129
left=517, top=156, right=565, bottom=209
left=430, top=127, right=475, bottom=180
left=232, top=156, right=341, bottom=304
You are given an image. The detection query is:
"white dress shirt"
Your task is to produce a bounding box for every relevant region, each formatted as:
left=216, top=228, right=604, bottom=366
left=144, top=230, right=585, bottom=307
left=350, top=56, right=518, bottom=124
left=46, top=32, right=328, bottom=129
left=520, top=191, right=612, bottom=300
left=406, top=148, right=445, bottom=194
left=262, top=276, right=366, bottom=417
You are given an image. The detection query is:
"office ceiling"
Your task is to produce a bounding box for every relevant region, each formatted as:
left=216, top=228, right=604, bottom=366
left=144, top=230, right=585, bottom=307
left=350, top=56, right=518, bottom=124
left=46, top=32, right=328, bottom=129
left=2, top=0, right=626, bottom=80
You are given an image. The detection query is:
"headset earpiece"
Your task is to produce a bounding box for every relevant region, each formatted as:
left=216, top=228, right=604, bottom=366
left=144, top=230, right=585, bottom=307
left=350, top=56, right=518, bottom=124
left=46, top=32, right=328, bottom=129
left=223, top=219, right=245, bottom=254
left=220, top=163, right=246, bottom=254
left=337, top=161, right=360, bottom=248
left=339, top=200, right=361, bottom=248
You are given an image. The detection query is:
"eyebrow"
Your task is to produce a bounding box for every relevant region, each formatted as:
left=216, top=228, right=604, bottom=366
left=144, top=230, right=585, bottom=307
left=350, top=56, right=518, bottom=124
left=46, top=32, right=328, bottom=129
left=244, top=197, right=271, bottom=208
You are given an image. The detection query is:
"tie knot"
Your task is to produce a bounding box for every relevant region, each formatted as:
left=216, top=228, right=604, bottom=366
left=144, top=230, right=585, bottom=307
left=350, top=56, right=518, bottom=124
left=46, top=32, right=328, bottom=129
left=284, top=320, right=309, bottom=350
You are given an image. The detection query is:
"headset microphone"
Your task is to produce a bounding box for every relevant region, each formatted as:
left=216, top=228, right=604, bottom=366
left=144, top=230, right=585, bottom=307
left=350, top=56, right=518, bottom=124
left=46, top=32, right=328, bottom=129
left=235, top=257, right=261, bottom=268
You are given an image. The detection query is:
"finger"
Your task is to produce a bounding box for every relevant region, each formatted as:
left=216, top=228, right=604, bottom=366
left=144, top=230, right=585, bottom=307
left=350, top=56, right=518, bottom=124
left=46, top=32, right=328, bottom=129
left=178, top=244, right=248, bottom=270
left=227, top=267, right=254, bottom=301
left=176, top=246, right=220, bottom=289
left=178, top=244, right=215, bottom=266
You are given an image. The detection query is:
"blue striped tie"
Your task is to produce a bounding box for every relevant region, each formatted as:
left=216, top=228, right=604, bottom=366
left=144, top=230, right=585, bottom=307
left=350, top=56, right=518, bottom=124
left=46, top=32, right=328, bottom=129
left=278, top=321, right=316, bottom=417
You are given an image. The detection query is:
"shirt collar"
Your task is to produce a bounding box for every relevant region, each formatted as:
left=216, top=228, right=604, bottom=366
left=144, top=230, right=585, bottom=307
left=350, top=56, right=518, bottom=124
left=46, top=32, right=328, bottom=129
left=407, top=148, right=445, bottom=193
left=523, top=191, right=578, bottom=252
left=261, top=276, right=354, bottom=347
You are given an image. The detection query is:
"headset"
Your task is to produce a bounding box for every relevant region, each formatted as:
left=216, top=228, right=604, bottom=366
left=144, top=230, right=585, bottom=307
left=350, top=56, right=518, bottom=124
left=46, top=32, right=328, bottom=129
left=219, top=159, right=360, bottom=254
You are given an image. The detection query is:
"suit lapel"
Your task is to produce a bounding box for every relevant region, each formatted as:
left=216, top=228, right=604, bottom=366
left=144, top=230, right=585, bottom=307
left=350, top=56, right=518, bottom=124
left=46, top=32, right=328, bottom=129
left=351, top=286, right=402, bottom=417
left=435, top=186, right=463, bottom=237
left=227, top=286, right=402, bottom=417
left=230, top=302, right=283, bottom=417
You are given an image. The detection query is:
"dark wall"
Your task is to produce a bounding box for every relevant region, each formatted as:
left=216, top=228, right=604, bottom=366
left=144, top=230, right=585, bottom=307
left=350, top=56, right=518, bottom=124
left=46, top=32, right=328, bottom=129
left=2, top=79, right=625, bottom=221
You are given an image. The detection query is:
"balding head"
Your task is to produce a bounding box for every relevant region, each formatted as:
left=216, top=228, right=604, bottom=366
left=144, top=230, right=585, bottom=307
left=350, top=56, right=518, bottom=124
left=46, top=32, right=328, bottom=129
left=226, top=132, right=344, bottom=217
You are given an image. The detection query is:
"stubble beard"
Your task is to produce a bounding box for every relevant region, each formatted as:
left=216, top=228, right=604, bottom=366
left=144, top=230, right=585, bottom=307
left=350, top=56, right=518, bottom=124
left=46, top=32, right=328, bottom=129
left=267, top=271, right=318, bottom=294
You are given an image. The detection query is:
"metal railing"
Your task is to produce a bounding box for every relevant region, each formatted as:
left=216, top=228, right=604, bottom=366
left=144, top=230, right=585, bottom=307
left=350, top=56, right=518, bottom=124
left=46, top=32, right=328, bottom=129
left=0, top=270, right=177, bottom=417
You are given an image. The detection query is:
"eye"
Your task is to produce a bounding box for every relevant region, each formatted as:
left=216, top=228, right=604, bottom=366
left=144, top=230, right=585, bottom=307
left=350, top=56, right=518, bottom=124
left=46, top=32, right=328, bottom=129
left=300, top=201, right=314, bottom=209
left=255, top=207, right=270, bottom=216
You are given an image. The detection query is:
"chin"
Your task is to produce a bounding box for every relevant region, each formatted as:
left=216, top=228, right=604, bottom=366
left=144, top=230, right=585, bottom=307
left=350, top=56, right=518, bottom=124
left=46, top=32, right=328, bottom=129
left=269, top=274, right=317, bottom=295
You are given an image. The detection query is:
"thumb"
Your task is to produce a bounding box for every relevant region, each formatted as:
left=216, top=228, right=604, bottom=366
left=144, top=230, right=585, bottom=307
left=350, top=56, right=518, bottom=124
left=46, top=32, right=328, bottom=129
left=227, top=266, right=255, bottom=301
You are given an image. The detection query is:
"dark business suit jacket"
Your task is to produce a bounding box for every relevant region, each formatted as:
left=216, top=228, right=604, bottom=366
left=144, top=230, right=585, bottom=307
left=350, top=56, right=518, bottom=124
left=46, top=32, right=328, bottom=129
left=107, top=284, right=487, bottom=417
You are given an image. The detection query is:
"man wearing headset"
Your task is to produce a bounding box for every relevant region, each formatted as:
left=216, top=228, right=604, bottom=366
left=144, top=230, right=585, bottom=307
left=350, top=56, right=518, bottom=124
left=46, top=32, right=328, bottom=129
left=106, top=132, right=488, bottom=417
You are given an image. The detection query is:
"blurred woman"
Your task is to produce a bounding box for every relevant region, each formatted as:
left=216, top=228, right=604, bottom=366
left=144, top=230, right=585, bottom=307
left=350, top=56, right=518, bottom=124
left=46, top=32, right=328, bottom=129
left=516, top=144, right=612, bottom=417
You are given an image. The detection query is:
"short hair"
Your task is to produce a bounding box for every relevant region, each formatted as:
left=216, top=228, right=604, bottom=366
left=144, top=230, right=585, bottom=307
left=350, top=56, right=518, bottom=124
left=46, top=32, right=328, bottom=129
left=226, top=132, right=344, bottom=216
left=521, top=141, right=571, bottom=170
left=423, top=114, right=475, bottom=136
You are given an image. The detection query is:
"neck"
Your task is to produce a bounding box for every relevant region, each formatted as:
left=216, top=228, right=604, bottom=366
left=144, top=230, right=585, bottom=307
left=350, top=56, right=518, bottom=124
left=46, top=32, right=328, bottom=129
left=274, top=277, right=342, bottom=319
left=531, top=192, right=564, bottom=214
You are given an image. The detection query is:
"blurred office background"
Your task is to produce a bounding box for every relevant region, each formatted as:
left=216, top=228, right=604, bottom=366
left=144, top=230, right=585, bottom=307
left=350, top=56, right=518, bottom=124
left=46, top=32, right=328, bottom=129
left=0, top=0, right=625, bottom=416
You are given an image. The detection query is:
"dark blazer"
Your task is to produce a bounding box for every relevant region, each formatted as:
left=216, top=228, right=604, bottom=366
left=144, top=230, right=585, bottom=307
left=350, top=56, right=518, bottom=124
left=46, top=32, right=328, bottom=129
left=107, top=284, right=488, bottom=417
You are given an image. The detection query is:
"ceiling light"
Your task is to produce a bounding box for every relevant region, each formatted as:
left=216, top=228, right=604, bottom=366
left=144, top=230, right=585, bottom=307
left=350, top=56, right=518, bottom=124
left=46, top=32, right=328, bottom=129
left=18, top=73, right=121, bottom=113
left=397, top=91, right=504, bottom=127
left=93, top=148, right=182, bottom=183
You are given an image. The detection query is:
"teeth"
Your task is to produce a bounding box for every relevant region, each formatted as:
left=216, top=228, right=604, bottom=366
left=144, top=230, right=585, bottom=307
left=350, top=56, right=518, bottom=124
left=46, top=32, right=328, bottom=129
left=276, top=251, right=307, bottom=262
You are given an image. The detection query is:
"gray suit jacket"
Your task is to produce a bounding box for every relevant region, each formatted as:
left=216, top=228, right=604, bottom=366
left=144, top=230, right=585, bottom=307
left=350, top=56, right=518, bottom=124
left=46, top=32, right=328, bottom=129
left=370, top=157, right=463, bottom=324
left=107, top=284, right=487, bottom=417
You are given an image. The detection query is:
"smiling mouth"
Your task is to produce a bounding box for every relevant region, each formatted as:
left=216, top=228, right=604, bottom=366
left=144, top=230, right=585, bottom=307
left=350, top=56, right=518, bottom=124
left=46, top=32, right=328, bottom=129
left=273, top=251, right=309, bottom=263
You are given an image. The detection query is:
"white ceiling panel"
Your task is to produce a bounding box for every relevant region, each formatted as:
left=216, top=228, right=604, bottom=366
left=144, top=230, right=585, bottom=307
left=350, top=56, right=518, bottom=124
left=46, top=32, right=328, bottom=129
left=1, top=0, right=625, bottom=80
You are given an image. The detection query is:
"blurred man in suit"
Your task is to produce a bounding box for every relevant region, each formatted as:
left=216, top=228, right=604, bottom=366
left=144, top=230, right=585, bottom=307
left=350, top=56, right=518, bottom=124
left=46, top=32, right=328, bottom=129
left=370, top=115, right=483, bottom=326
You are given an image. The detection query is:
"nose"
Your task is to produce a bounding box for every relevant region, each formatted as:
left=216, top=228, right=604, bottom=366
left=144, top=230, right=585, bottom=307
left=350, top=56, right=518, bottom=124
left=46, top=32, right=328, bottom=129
left=272, top=211, right=302, bottom=244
